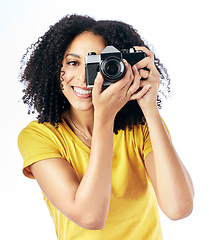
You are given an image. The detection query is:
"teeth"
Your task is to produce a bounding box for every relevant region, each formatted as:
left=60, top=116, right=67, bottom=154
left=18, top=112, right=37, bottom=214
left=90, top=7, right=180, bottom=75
left=73, top=87, right=92, bottom=95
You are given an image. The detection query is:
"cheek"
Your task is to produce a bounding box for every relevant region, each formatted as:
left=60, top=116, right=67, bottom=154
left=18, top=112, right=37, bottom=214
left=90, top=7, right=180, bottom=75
left=60, top=68, right=74, bottom=87
left=61, top=84, right=74, bottom=103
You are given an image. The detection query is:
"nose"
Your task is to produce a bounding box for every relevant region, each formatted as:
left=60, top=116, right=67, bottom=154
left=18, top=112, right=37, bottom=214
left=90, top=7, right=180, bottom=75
left=77, top=65, right=86, bottom=85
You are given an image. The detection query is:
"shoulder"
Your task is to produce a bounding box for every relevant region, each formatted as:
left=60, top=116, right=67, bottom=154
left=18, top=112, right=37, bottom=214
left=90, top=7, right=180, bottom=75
left=132, top=122, right=149, bottom=140
left=18, top=120, right=65, bottom=143
left=114, top=123, right=149, bottom=149
left=18, top=120, right=66, bottom=158
left=18, top=120, right=69, bottom=157
left=19, top=121, right=57, bottom=135
left=18, top=121, right=68, bottom=179
left=114, top=123, right=148, bottom=140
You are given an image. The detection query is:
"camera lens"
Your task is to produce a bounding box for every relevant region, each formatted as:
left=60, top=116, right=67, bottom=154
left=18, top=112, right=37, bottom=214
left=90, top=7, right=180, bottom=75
left=106, top=63, right=119, bottom=76
left=100, top=57, right=125, bottom=82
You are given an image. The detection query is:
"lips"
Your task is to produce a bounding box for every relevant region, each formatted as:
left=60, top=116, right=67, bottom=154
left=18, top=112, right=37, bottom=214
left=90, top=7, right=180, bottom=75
left=72, top=86, right=92, bottom=98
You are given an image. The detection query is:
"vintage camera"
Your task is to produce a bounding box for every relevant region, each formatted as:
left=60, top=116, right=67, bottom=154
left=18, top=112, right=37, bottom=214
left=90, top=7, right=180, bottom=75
left=85, top=46, right=146, bottom=87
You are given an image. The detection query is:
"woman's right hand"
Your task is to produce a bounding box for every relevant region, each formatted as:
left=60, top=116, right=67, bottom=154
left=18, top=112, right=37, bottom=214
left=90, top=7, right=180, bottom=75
left=92, top=60, right=134, bottom=122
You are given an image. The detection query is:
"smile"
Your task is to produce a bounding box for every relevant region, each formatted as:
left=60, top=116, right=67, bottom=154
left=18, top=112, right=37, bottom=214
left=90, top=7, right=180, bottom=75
left=72, top=86, right=92, bottom=98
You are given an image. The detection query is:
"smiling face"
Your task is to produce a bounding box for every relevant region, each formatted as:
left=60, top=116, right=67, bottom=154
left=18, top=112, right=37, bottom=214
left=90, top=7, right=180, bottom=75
left=61, top=31, right=106, bottom=112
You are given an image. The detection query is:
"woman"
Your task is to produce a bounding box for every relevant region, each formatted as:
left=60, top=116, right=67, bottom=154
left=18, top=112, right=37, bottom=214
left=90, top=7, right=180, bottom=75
left=18, top=14, right=194, bottom=239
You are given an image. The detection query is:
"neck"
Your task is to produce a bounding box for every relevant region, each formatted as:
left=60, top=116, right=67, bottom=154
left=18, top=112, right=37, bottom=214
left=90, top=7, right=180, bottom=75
left=64, top=107, right=94, bottom=137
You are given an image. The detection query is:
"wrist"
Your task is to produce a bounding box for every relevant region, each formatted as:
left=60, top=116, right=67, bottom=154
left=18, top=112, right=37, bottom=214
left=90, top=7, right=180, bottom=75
left=94, top=110, right=115, bottom=128
left=92, top=111, right=114, bottom=154
left=142, top=105, right=159, bottom=120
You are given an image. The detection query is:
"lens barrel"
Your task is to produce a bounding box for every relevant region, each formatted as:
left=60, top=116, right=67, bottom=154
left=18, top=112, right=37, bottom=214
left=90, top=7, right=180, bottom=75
left=100, top=57, right=125, bottom=82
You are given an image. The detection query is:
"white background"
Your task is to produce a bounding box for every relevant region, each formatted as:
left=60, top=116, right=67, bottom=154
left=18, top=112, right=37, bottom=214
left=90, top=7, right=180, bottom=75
left=0, top=0, right=209, bottom=239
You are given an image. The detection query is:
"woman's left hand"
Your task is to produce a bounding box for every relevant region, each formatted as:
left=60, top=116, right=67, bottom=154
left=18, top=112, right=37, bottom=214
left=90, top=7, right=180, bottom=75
left=128, top=46, right=160, bottom=115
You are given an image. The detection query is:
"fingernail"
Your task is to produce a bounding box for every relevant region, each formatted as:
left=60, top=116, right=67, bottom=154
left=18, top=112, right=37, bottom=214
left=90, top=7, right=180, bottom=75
left=97, top=72, right=102, bottom=79
left=133, top=65, right=137, bottom=71
left=123, top=59, right=128, bottom=65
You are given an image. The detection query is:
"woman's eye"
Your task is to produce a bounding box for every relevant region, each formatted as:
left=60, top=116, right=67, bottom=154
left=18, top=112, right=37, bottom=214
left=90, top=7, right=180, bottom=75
left=67, top=61, right=78, bottom=66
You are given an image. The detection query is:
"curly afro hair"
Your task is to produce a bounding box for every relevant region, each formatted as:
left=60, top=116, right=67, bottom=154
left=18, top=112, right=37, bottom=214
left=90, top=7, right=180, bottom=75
left=20, top=14, right=170, bottom=134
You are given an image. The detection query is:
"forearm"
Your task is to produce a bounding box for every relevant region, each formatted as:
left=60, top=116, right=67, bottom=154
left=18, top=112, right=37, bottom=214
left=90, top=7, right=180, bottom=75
left=74, top=114, right=114, bottom=228
left=144, top=107, right=194, bottom=219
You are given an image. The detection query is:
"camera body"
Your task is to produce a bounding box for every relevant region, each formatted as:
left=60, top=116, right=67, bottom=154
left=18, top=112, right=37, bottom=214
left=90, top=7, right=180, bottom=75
left=85, top=46, right=146, bottom=87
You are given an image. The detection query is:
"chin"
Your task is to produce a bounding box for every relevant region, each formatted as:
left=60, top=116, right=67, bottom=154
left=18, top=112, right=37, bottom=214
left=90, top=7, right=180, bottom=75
left=71, top=101, right=94, bottom=112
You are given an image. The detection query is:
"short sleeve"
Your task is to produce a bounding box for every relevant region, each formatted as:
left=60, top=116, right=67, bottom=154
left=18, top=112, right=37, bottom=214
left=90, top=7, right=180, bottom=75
left=18, top=121, right=64, bottom=179
left=141, top=123, right=153, bottom=159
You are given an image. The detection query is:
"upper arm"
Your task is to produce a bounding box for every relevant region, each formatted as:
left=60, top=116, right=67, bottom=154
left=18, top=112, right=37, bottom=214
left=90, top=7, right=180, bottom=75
left=29, top=157, right=80, bottom=220
left=18, top=123, right=106, bottom=228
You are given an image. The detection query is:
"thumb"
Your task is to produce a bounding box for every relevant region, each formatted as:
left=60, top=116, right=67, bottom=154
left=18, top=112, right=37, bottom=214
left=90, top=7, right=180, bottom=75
left=92, top=72, right=104, bottom=97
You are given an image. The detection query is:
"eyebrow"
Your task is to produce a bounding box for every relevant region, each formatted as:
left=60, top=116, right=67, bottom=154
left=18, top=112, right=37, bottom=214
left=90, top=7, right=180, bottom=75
left=65, top=53, right=81, bottom=59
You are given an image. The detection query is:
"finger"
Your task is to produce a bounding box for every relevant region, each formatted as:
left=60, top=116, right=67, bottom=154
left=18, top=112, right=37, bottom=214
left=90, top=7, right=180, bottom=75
left=135, top=57, right=155, bottom=71
left=122, top=59, right=134, bottom=86
left=111, top=59, right=134, bottom=91
left=133, top=46, right=155, bottom=61
left=129, top=85, right=151, bottom=101
left=127, top=65, right=141, bottom=94
left=140, top=80, right=159, bottom=90
left=138, top=68, right=153, bottom=79
left=92, top=72, right=103, bottom=96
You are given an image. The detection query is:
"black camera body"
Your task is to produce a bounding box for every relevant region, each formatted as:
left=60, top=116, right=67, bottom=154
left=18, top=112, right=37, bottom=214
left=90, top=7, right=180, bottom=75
left=85, top=46, right=146, bottom=87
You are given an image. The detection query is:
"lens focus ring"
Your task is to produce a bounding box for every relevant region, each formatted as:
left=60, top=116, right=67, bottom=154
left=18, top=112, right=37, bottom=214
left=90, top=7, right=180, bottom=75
left=100, top=57, right=125, bottom=82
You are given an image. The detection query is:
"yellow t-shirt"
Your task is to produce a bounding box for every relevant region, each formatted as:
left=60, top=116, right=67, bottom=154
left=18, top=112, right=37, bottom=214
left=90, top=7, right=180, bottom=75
left=18, top=118, right=165, bottom=240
